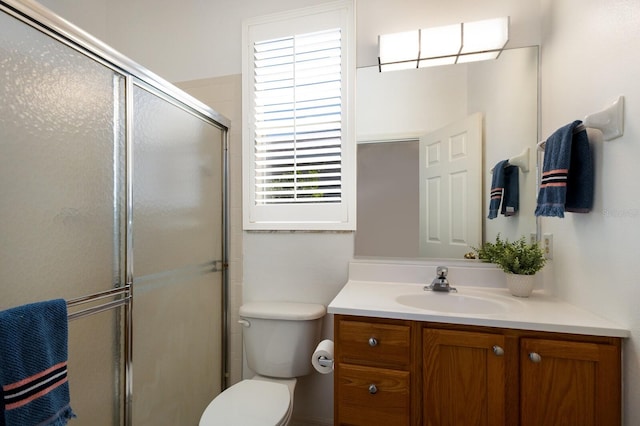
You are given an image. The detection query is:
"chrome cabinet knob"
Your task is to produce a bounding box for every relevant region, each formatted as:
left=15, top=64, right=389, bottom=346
left=529, top=352, right=542, bottom=363
left=368, top=384, right=378, bottom=394
left=368, top=337, right=378, bottom=347
left=492, top=345, right=504, bottom=356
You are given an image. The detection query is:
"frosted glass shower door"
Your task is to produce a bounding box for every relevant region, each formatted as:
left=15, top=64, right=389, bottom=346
left=0, top=9, right=126, bottom=426
left=131, top=82, right=224, bottom=425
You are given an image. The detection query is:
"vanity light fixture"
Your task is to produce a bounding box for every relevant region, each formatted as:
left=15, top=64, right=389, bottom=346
left=378, top=17, right=509, bottom=72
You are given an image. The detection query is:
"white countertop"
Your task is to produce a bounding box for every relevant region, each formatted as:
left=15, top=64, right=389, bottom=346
left=328, top=280, right=629, bottom=338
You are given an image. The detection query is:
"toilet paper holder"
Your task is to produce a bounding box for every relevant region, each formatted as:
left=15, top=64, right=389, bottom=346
left=312, top=339, right=335, bottom=374
left=316, top=355, right=333, bottom=368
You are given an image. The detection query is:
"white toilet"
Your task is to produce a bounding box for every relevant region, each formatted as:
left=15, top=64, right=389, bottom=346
left=199, top=301, right=326, bottom=426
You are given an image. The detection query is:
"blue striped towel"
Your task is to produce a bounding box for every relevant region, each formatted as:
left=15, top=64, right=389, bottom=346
left=535, top=120, right=594, bottom=217
left=488, top=160, right=519, bottom=219
left=0, top=299, right=76, bottom=426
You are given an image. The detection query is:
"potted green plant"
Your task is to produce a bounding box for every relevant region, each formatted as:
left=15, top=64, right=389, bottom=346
left=474, top=235, right=546, bottom=297
left=473, top=234, right=507, bottom=263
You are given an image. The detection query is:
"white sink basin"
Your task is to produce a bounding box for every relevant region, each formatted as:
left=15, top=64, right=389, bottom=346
left=395, top=292, right=509, bottom=315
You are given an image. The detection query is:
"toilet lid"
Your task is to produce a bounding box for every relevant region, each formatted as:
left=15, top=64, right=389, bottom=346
left=199, top=380, right=291, bottom=426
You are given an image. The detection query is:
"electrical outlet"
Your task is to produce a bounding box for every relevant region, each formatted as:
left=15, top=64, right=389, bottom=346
left=543, top=233, right=553, bottom=260
left=529, top=233, right=537, bottom=245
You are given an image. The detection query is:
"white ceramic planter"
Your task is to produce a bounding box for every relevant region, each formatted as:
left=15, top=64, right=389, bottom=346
left=506, top=273, right=536, bottom=297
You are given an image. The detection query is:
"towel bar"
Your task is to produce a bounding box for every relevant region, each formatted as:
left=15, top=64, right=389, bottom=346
left=490, top=147, right=529, bottom=173
left=66, top=285, right=131, bottom=321
left=538, top=95, right=624, bottom=151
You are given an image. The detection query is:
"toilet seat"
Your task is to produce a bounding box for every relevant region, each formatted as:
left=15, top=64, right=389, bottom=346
left=199, top=379, right=292, bottom=426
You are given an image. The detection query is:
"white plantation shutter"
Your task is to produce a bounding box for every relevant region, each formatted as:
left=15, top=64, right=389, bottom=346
left=254, top=29, right=342, bottom=204
left=243, top=1, right=355, bottom=230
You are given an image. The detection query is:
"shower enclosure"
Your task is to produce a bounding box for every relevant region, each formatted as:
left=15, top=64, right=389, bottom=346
left=0, top=1, right=229, bottom=424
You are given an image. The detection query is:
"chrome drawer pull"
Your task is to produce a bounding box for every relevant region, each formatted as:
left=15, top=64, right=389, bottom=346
left=529, top=352, right=542, bottom=363
left=492, top=345, right=504, bottom=356
left=368, top=337, right=378, bottom=347
left=368, top=384, right=378, bottom=394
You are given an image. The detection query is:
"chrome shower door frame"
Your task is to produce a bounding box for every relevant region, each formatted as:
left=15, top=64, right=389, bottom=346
left=0, top=1, right=230, bottom=424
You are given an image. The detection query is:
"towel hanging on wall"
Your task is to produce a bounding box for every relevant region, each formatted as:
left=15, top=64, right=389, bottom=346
left=0, top=299, right=76, bottom=426
left=535, top=120, right=594, bottom=217
left=488, top=159, right=519, bottom=219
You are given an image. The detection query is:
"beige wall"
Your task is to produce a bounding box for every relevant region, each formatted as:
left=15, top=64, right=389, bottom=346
left=356, top=141, right=420, bottom=258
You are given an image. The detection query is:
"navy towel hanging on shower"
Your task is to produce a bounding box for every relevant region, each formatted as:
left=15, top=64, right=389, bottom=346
left=0, top=299, right=76, bottom=426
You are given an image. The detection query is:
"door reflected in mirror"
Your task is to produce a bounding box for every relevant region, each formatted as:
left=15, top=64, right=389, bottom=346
left=355, top=46, right=539, bottom=259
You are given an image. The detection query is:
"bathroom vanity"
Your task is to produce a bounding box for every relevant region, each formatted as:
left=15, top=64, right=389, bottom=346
left=328, top=261, right=629, bottom=426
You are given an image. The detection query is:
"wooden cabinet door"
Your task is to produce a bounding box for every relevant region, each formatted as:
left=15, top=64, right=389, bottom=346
left=520, top=338, right=621, bottom=426
left=423, top=328, right=506, bottom=426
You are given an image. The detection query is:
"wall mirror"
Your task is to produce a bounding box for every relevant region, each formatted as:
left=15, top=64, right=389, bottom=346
left=355, top=46, right=539, bottom=259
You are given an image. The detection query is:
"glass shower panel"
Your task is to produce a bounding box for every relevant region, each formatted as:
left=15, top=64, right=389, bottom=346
left=132, top=83, right=223, bottom=425
left=0, top=10, right=127, bottom=305
left=0, top=9, right=126, bottom=426
left=132, top=273, right=221, bottom=425
left=67, top=308, right=125, bottom=426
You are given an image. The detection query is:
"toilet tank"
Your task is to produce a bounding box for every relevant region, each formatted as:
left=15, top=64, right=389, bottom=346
left=239, top=302, right=326, bottom=378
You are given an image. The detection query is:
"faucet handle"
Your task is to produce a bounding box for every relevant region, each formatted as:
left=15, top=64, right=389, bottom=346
left=436, top=266, right=448, bottom=278
left=424, top=266, right=456, bottom=292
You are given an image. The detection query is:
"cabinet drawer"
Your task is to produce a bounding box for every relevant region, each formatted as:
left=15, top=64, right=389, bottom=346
left=337, top=363, right=410, bottom=425
left=336, top=318, right=411, bottom=368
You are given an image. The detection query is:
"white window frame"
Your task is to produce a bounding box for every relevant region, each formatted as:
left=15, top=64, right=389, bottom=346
left=242, top=0, right=356, bottom=230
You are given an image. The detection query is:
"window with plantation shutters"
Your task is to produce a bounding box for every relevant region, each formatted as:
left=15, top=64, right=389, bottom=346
left=254, top=29, right=342, bottom=205
left=243, top=1, right=355, bottom=230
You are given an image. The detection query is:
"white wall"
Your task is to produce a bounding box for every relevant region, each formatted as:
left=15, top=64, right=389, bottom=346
left=539, top=0, right=640, bottom=422
left=41, top=0, right=329, bottom=82
left=39, top=0, right=541, bottom=81
left=356, top=64, right=468, bottom=138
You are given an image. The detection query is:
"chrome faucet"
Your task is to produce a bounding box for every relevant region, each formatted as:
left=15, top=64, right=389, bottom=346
left=424, top=266, right=457, bottom=292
